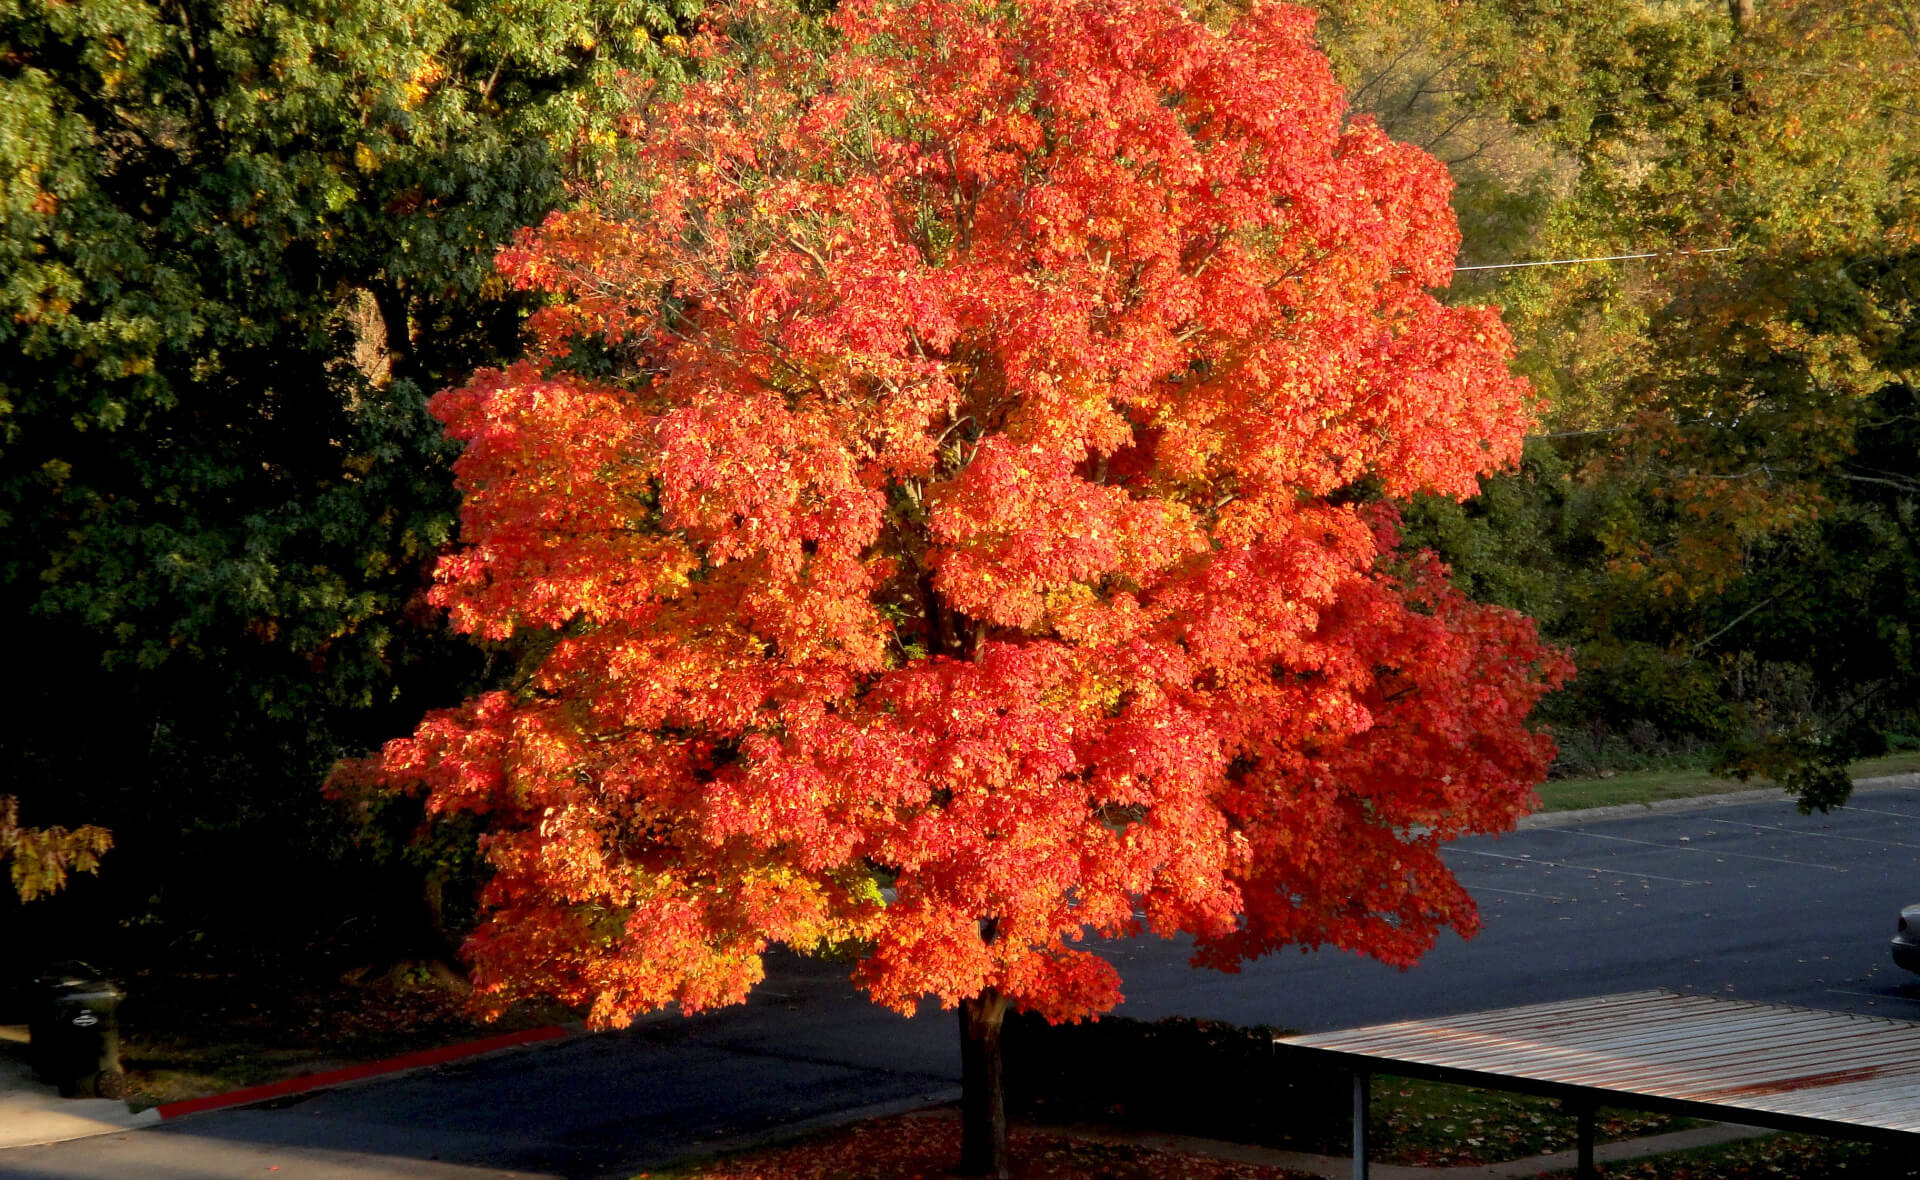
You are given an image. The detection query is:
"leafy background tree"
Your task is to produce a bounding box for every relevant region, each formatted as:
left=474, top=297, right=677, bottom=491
left=0, top=0, right=697, bottom=953
left=1315, top=0, right=1920, bottom=809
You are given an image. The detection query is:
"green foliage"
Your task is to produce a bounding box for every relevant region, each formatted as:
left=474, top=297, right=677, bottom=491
left=0, top=0, right=698, bottom=935
left=1373, top=0, right=1920, bottom=810
left=0, top=0, right=699, bottom=692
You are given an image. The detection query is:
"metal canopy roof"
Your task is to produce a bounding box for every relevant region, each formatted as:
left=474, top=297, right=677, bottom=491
left=1278, top=990, right=1920, bottom=1141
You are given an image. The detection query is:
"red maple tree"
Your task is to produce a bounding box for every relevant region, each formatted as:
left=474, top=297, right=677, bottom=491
left=337, top=1, right=1568, bottom=1173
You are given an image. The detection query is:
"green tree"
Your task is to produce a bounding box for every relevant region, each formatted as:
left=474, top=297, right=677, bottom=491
left=1394, top=0, right=1920, bottom=808
left=0, top=0, right=697, bottom=936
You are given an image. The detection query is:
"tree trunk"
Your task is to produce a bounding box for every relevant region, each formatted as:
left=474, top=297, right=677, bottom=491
left=1725, top=0, right=1756, bottom=111
left=371, top=281, right=412, bottom=386
left=958, top=988, right=1010, bottom=1178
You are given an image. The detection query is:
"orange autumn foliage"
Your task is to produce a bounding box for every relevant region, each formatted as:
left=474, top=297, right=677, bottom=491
left=336, top=0, right=1568, bottom=1029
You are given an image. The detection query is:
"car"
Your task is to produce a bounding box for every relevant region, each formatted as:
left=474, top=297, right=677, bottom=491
left=1893, top=903, right=1920, bottom=973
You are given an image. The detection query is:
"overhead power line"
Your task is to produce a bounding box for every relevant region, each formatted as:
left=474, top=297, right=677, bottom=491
left=1454, top=247, right=1735, bottom=273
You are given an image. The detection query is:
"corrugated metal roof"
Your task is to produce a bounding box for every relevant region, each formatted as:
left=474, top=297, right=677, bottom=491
left=1279, top=990, right=1920, bottom=1136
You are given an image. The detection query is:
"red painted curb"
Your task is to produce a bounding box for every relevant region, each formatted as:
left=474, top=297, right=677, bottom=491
left=154, top=1025, right=572, bottom=1120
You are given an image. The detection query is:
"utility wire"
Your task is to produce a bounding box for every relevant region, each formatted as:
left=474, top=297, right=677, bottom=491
left=1454, top=247, right=1735, bottom=273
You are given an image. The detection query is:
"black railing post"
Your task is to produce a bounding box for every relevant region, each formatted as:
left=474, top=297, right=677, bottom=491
left=1352, top=1069, right=1370, bottom=1180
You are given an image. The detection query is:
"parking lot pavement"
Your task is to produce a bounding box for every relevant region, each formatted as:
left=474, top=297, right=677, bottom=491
left=1106, top=781, right=1920, bottom=1032
left=0, top=964, right=961, bottom=1180
left=1453, top=782, right=1920, bottom=1014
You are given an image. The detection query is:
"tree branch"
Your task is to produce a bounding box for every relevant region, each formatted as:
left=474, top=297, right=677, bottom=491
left=1691, top=590, right=1787, bottom=655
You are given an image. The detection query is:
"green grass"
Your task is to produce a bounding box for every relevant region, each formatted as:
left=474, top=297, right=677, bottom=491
left=1536, top=752, right=1920, bottom=813
left=1370, top=1075, right=1696, bottom=1167
left=1536, top=1131, right=1919, bottom=1178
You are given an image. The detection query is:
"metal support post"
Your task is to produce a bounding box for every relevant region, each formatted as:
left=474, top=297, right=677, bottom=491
left=1577, top=1102, right=1595, bottom=1180
left=1352, top=1069, right=1369, bottom=1180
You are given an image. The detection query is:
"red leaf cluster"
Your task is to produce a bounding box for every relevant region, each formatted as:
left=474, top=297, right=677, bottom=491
left=338, top=0, right=1568, bottom=1028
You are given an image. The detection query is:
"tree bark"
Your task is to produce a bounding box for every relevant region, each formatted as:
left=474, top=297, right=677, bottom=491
left=958, top=988, right=1010, bottom=1179
left=1725, top=0, right=1756, bottom=111
left=371, top=281, right=413, bottom=386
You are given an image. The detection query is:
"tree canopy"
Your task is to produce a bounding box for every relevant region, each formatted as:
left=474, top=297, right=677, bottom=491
left=1, top=0, right=701, bottom=700
left=341, top=0, right=1566, bottom=1169
left=0, top=0, right=697, bottom=931
left=1345, top=0, right=1920, bottom=808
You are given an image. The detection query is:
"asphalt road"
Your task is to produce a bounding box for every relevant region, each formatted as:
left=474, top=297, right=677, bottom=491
left=8, top=784, right=1920, bottom=1179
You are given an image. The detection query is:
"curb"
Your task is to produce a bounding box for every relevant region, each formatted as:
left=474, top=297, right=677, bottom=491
left=1518, top=771, right=1920, bottom=829
left=152, top=1024, right=575, bottom=1120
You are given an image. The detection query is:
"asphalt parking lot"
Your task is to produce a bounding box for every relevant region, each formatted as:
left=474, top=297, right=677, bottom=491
left=1109, top=781, right=1920, bottom=1032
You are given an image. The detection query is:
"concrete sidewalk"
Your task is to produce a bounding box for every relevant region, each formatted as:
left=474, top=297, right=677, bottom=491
left=0, top=1029, right=157, bottom=1150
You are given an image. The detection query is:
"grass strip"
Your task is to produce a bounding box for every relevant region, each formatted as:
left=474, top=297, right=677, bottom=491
left=1370, top=1075, right=1697, bottom=1168
left=1535, top=1130, right=1918, bottom=1178
left=1537, top=752, right=1920, bottom=813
